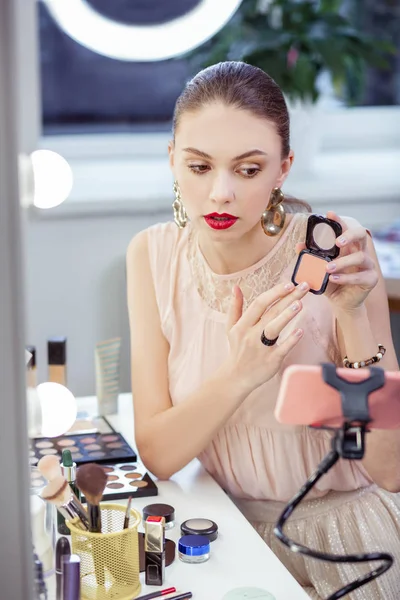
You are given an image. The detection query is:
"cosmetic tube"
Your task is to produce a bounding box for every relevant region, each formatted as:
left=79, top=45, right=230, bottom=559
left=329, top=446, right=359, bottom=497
left=48, top=337, right=67, bottom=386
left=95, top=337, right=121, bottom=415
left=62, top=554, right=80, bottom=600
left=145, top=516, right=165, bottom=586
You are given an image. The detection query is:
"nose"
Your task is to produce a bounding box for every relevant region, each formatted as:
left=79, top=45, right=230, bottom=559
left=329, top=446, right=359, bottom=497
left=209, top=172, right=235, bottom=207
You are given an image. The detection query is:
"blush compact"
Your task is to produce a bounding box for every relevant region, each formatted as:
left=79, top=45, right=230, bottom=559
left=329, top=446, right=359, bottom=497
left=291, top=214, right=342, bottom=295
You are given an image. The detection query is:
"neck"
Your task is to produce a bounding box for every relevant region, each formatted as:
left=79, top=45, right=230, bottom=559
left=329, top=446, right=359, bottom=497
left=197, top=215, right=293, bottom=275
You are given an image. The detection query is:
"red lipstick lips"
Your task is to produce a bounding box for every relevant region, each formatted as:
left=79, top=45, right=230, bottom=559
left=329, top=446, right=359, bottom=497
left=204, top=213, right=238, bottom=230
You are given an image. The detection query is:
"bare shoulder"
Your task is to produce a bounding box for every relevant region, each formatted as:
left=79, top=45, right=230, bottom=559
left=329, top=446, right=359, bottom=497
left=126, top=229, right=149, bottom=266
left=127, top=222, right=181, bottom=265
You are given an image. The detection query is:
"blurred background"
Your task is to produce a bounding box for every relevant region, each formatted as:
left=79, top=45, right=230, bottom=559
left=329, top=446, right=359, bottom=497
left=24, top=0, right=400, bottom=396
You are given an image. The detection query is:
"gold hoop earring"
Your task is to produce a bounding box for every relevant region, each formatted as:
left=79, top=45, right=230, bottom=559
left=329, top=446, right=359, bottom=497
left=172, top=181, right=188, bottom=229
left=261, top=187, right=286, bottom=236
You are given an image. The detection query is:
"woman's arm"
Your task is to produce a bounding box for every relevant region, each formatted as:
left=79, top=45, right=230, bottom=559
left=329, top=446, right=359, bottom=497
left=335, top=235, right=400, bottom=492
left=126, top=231, right=247, bottom=479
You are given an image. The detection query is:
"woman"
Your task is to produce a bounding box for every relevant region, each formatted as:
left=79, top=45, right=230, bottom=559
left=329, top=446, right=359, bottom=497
left=126, top=61, right=400, bottom=599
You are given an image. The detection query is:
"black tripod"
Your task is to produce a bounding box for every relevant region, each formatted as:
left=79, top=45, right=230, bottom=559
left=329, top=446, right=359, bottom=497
left=274, top=363, right=394, bottom=599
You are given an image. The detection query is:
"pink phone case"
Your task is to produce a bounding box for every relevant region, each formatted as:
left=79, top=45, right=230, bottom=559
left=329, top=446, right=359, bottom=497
left=275, top=365, right=400, bottom=429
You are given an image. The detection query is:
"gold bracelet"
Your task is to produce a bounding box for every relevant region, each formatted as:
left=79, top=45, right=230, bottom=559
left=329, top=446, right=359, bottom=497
left=343, top=344, right=386, bottom=369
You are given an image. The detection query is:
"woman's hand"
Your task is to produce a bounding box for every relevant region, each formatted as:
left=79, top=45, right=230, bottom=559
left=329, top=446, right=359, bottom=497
left=225, top=280, right=309, bottom=395
left=296, top=211, right=378, bottom=314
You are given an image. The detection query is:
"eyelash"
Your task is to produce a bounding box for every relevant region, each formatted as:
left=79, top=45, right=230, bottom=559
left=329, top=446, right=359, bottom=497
left=188, top=165, right=261, bottom=178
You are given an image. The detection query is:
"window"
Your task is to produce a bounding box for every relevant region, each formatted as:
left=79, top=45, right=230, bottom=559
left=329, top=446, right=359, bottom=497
left=38, top=0, right=400, bottom=136
left=34, top=1, right=400, bottom=219
left=346, top=0, right=400, bottom=106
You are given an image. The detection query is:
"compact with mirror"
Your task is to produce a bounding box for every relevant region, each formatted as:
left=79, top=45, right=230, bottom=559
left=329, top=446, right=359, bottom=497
left=291, top=214, right=343, bottom=295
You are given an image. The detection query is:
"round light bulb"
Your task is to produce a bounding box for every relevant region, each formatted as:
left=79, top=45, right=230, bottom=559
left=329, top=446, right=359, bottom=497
left=36, top=382, right=77, bottom=438
left=31, top=149, right=73, bottom=209
left=42, top=0, right=243, bottom=62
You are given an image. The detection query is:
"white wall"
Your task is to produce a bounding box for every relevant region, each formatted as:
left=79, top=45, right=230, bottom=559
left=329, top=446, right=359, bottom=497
left=24, top=208, right=170, bottom=397
left=24, top=204, right=400, bottom=398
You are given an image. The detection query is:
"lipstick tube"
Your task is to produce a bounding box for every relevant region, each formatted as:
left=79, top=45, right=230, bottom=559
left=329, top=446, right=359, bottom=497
left=144, top=516, right=165, bottom=586
left=62, top=554, right=81, bottom=600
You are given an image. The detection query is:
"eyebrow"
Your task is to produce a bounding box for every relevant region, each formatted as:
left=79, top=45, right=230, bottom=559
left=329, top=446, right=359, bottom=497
left=182, top=147, right=268, bottom=161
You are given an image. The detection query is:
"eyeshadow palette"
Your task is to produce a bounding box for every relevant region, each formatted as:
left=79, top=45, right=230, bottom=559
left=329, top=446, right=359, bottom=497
left=30, top=431, right=137, bottom=466
left=99, top=462, right=158, bottom=501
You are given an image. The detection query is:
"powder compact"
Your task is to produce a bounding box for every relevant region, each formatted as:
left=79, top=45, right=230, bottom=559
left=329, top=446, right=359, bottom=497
left=142, top=503, right=175, bottom=530
left=291, top=214, right=342, bottom=295
left=30, top=431, right=137, bottom=466
left=180, top=518, right=218, bottom=542
left=100, top=462, right=158, bottom=501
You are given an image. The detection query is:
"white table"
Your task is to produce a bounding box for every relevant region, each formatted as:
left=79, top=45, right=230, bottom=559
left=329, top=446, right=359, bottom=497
left=75, top=393, right=308, bottom=600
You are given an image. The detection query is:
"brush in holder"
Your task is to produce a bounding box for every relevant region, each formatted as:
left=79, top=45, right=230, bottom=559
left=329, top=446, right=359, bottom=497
left=67, top=503, right=141, bottom=600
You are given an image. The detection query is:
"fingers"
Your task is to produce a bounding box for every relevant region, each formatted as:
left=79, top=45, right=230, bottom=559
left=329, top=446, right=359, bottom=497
left=261, top=296, right=304, bottom=341
left=326, top=212, right=368, bottom=251
left=326, top=211, right=348, bottom=234
left=328, top=269, right=378, bottom=289
left=326, top=250, right=375, bottom=274
left=295, top=242, right=306, bottom=255
left=226, top=285, right=244, bottom=331
left=335, top=226, right=368, bottom=251
left=238, top=281, right=298, bottom=329
left=274, top=327, right=304, bottom=357
left=265, top=281, right=309, bottom=323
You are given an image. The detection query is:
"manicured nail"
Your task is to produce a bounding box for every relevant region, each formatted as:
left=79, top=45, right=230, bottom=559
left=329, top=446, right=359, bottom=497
left=285, top=282, right=294, bottom=290
left=326, top=263, right=336, bottom=272
left=291, top=302, right=300, bottom=311
left=338, top=236, right=347, bottom=245
left=293, top=328, right=303, bottom=337
left=300, top=282, right=309, bottom=290
left=331, top=275, right=340, bottom=281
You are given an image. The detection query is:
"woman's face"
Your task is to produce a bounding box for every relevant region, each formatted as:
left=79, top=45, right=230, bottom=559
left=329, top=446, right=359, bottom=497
left=169, top=102, right=293, bottom=240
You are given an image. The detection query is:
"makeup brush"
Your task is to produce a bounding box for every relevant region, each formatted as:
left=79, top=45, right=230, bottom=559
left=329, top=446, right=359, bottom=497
left=123, top=495, right=133, bottom=530
left=38, top=455, right=62, bottom=481
left=41, top=476, right=89, bottom=531
left=37, top=455, right=62, bottom=541
left=76, top=463, right=108, bottom=586
left=76, top=463, right=107, bottom=533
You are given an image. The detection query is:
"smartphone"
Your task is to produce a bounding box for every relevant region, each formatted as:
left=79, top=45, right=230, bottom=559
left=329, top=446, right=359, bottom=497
left=275, top=364, right=400, bottom=429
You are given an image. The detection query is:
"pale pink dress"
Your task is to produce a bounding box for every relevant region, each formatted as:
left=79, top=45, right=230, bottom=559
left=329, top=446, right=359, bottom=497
left=145, top=213, right=400, bottom=599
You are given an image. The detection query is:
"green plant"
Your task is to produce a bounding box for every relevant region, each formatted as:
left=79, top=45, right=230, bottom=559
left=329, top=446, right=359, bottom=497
left=191, top=0, right=394, bottom=104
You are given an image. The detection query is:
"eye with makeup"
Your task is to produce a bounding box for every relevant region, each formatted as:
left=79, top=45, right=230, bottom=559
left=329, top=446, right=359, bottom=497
left=237, top=165, right=262, bottom=178
left=187, top=163, right=262, bottom=178
left=187, top=163, right=209, bottom=175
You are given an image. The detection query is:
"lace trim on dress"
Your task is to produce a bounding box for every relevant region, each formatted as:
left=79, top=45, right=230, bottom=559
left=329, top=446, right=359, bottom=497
left=187, top=214, right=308, bottom=314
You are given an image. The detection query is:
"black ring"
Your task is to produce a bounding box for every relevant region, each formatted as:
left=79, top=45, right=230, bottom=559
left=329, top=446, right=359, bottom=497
left=261, top=331, right=278, bottom=347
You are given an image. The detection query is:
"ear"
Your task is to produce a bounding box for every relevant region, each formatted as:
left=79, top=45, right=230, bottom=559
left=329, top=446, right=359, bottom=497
left=168, top=140, right=175, bottom=170
left=276, top=149, right=294, bottom=188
